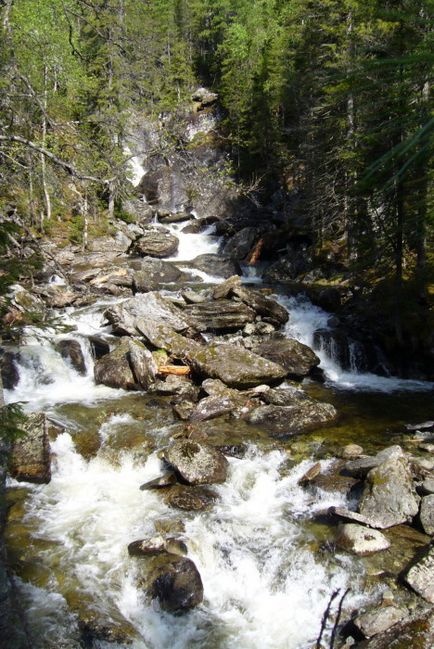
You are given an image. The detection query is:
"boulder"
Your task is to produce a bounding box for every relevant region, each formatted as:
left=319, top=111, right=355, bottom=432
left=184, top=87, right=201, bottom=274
left=223, top=227, right=258, bottom=260
left=150, top=375, right=200, bottom=402
left=164, top=440, right=228, bottom=485
left=56, top=339, right=87, bottom=375
left=421, top=477, right=434, bottom=495
left=212, top=275, right=242, bottom=300
left=165, top=485, right=218, bottom=511
left=122, top=198, right=153, bottom=222
left=353, top=606, right=406, bottom=638
left=232, top=286, right=289, bottom=326
left=358, top=456, right=420, bottom=529
left=104, top=292, right=195, bottom=337
left=336, top=523, right=390, bottom=556
left=344, top=446, right=405, bottom=478
left=0, top=350, right=20, bottom=390
left=130, top=225, right=179, bottom=258
left=147, top=554, right=203, bottom=613
left=128, top=340, right=157, bottom=390
left=187, top=343, right=287, bottom=389
left=182, top=299, right=256, bottom=332
left=43, top=285, right=78, bottom=308
left=189, top=395, right=241, bottom=421
left=89, top=231, right=132, bottom=253
left=355, top=608, right=434, bottom=649
left=250, top=335, right=320, bottom=379
left=94, top=340, right=136, bottom=390
left=246, top=400, right=337, bottom=437
left=9, top=413, right=51, bottom=484
left=404, top=545, right=434, bottom=603
left=89, top=268, right=133, bottom=288
left=192, top=87, right=218, bottom=107
left=128, top=536, right=187, bottom=558
left=182, top=216, right=219, bottom=234
left=420, top=495, right=434, bottom=535
left=130, top=257, right=186, bottom=293
left=190, top=254, right=241, bottom=278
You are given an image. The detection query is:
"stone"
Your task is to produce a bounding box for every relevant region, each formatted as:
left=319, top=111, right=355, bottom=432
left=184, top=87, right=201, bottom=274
left=299, top=462, right=322, bottom=485
left=139, top=473, right=177, bottom=490
left=43, top=285, right=78, bottom=308
left=246, top=401, right=337, bottom=437
left=128, top=340, right=157, bottom=390
left=404, top=545, right=434, bottom=603
left=148, top=554, right=203, bottom=613
left=9, top=413, right=51, bottom=484
left=336, top=524, right=390, bottom=556
left=355, top=608, right=434, bottom=649
left=344, top=446, right=405, bottom=478
left=89, top=267, right=133, bottom=288
left=0, top=350, right=20, bottom=390
left=183, top=299, right=256, bottom=332
left=250, top=335, right=320, bottom=378
left=165, top=485, right=218, bottom=511
left=190, top=253, right=241, bottom=278
left=212, top=275, right=242, bottom=300
left=164, top=440, right=228, bottom=485
left=181, top=289, right=209, bottom=304
left=128, top=536, right=187, bottom=558
left=223, top=227, right=258, bottom=260
left=192, top=86, right=218, bottom=107
left=130, top=257, right=185, bottom=293
left=358, top=457, right=420, bottom=529
left=421, top=477, right=434, bottom=495
left=406, top=421, right=434, bottom=432
left=341, top=444, right=364, bottom=460
left=232, top=286, right=289, bottom=326
left=56, top=339, right=87, bottom=375
left=130, top=225, right=179, bottom=258
left=353, top=606, right=406, bottom=638
left=94, top=340, right=136, bottom=390
left=328, top=507, right=377, bottom=527
left=173, top=401, right=195, bottom=420
left=419, top=495, right=434, bottom=535
left=189, top=395, right=240, bottom=421
left=150, top=375, right=199, bottom=402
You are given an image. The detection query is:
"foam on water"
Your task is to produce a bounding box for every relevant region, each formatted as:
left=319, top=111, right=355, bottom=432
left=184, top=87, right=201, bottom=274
left=168, top=223, right=221, bottom=261
left=18, top=435, right=362, bottom=649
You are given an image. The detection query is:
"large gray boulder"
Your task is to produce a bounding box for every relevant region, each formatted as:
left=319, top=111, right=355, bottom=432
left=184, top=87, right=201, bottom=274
left=232, top=286, right=289, bottom=326
left=355, top=608, right=434, bottom=648
left=336, top=523, right=390, bottom=556
left=358, top=457, right=420, bottom=529
left=190, top=254, right=241, bottom=278
left=130, top=225, right=179, bottom=258
left=183, top=299, right=256, bottom=332
left=246, top=400, right=337, bottom=437
left=250, top=335, right=320, bottom=379
left=164, top=440, right=228, bottom=485
left=353, top=606, right=406, bottom=639
left=128, top=340, right=157, bottom=390
left=94, top=340, right=137, bottom=390
left=223, top=227, right=258, bottom=260
left=344, top=445, right=405, bottom=478
left=9, top=413, right=51, bottom=484
left=404, top=545, right=434, bottom=603
left=148, top=554, right=203, bottom=613
left=130, top=257, right=186, bottom=292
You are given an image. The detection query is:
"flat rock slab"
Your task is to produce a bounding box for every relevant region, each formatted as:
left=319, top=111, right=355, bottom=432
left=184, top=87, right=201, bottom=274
left=9, top=413, right=51, bottom=484
left=336, top=523, right=390, bottom=556
left=164, top=440, right=228, bottom=485
left=183, top=299, right=255, bottom=331
left=246, top=401, right=337, bottom=437
left=359, top=457, right=420, bottom=529
left=404, top=545, right=434, bottom=603
left=130, top=257, right=186, bottom=292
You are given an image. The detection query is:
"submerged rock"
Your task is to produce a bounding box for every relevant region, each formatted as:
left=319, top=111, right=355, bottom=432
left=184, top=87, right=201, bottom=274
left=246, top=400, right=337, bottom=437
left=250, top=335, right=320, bottom=379
left=164, top=440, right=228, bottom=485
left=165, top=485, right=218, bottom=511
left=148, top=554, right=203, bottom=613
left=336, top=523, right=390, bottom=556
left=9, top=413, right=51, bottom=484
left=56, top=339, right=87, bottom=375
left=358, top=457, right=420, bottom=529
left=130, top=225, right=179, bottom=258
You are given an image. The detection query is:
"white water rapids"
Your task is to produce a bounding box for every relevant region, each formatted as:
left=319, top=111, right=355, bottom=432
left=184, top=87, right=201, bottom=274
left=4, top=221, right=433, bottom=649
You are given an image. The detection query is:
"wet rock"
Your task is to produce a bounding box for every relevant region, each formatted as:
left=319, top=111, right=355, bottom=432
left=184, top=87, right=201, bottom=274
left=246, top=400, right=337, bottom=437
left=328, top=507, right=377, bottom=527
left=341, top=444, right=364, bottom=460
left=344, top=446, right=405, bottom=478
left=150, top=375, right=200, bottom=402
left=406, top=421, right=434, bottom=433
left=183, top=299, right=256, bottom=332
left=128, top=536, right=187, bottom=558
left=148, top=554, right=203, bottom=613
left=232, top=286, right=289, bottom=326
left=404, top=545, right=434, bottom=603
left=128, top=339, right=157, bottom=389
left=56, top=339, right=87, bottom=375
left=299, top=462, right=321, bottom=485
left=421, top=477, right=434, bottom=495
left=9, top=413, right=51, bottom=484
left=353, top=606, right=406, bottom=638
left=164, top=440, right=228, bottom=485
left=190, top=253, right=241, bottom=278
left=336, top=524, right=390, bottom=556
left=173, top=401, right=195, bottom=420
left=43, top=285, right=78, bottom=308
left=158, top=211, right=192, bottom=224
left=188, top=343, right=287, bottom=389
left=223, top=227, right=258, bottom=260
left=165, top=485, right=218, bottom=511
left=0, top=350, right=20, bottom=389
left=130, top=225, right=179, bottom=258
left=261, top=385, right=306, bottom=406
left=181, top=216, right=219, bottom=234
left=212, top=275, right=242, bottom=300
left=88, top=336, right=110, bottom=360
left=358, top=457, right=420, bottom=529
left=189, top=395, right=241, bottom=421
left=130, top=257, right=185, bottom=292
left=419, top=495, right=434, bottom=535
left=140, top=473, right=177, bottom=490
left=250, top=335, right=320, bottom=379
left=355, top=607, right=434, bottom=648
left=310, top=467, right=360, bottom=497
left=105, top=292, right=195, bottom=337
left=94, top=339, right=136, bottom=390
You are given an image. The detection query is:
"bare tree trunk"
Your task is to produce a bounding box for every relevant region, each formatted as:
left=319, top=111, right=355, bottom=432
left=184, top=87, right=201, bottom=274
left=82, top=191, right=89, bottom=252
left=2, top=0, right=13, bottom=33
left=40, top=65, right=51, bottom=230
left=28, top=154, right=36, bottom=227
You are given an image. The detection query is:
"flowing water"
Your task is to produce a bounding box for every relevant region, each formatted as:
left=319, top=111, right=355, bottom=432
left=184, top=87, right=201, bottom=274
left=4, top=222, right=434, bottom=649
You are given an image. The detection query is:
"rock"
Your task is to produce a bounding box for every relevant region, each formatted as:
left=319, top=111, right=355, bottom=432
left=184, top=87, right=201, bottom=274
left=173, top=401, right=195, bottom=420
left=150, top=375, right=199, bottom=402
left=212, top=275, right=242, bottom=300
left=420, top=495, right=434, bottom=535
left=137, top=322, right=197, bottom=357
left=128, top=339, right=157, bottom=389
left=9, top=413, right=51, bottom=484
left=421, top=477, right=434, bottom=495
left=223, top=227, right=258, bottom=260
left=88, top=335, right=110, bottom=360
left=56, top=339, right=87, bottom=375
left=189, top=395, right=240, bottom=421
left=262, top=385, right=306, bottom=406
left=165, top=485, right=218, bottom=511
left=164, top=440, right=228, bottom=485
left=182, top=289, right=210, bottom=304
left=353, top=606, right=406, bottom=638
left=94, top=339, right=136, bottom=390
left=130, top=257, right=185, bottom=292
left=250, top=335, right=320, bottom=379
left=404, top=545, right=434, bottom=603
left=344, top=446, right=405, bottom=478
left=0, top=350, right=20, bottom=389
left=11, top=285, right=44, bottom=313
left=358, top=457, right=420, bottom=529
left=355, top=608, right=434, bottom=649
left=192, top=86, right=218, bottom=107
left=188, top=342, right=287, bottom=389
left=140, top=473, right=177, bottom=490
left=182, top=299, right=256, bottom=332
left=105, top=292, right=195, bottom=337
left=130, top=225, right=179, bottom=258
left=122, top=198, right=153, bottom=222
left=406, top=421, right=434, bottom=432
left=336, top=523, right=390, bottom=556
left=147, top=554, right=203, bottom=613
left=182, top=216, right=219, bottom=234
left=43, top=285, right=78, bottom=308
left=158, top=211, right=192, bottom=224
left=90, top=267, right=133, bottom=288
left=190, top=254, right=241, bottom=278
left=246, top=401, right=337, bottom=437
left=89, top=231, right=132, bottom=253
left=299, top=462, right=321, bottom=485
left=328, top=507, right=378, bottom=527
left=232, top=286, right=289, bottom=326
left=341, top=444, right=364, bottom=460
left=128, top=536, right=187, bottom=558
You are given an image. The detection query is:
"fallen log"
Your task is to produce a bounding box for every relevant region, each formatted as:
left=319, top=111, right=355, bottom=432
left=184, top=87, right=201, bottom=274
left=158, top=365, right=190, bottom=376
left=246, top=238, right=264, bottom=265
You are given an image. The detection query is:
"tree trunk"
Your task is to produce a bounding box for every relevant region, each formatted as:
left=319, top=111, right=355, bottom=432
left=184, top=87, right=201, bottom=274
left=40, top=65, right=51, bottom=230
